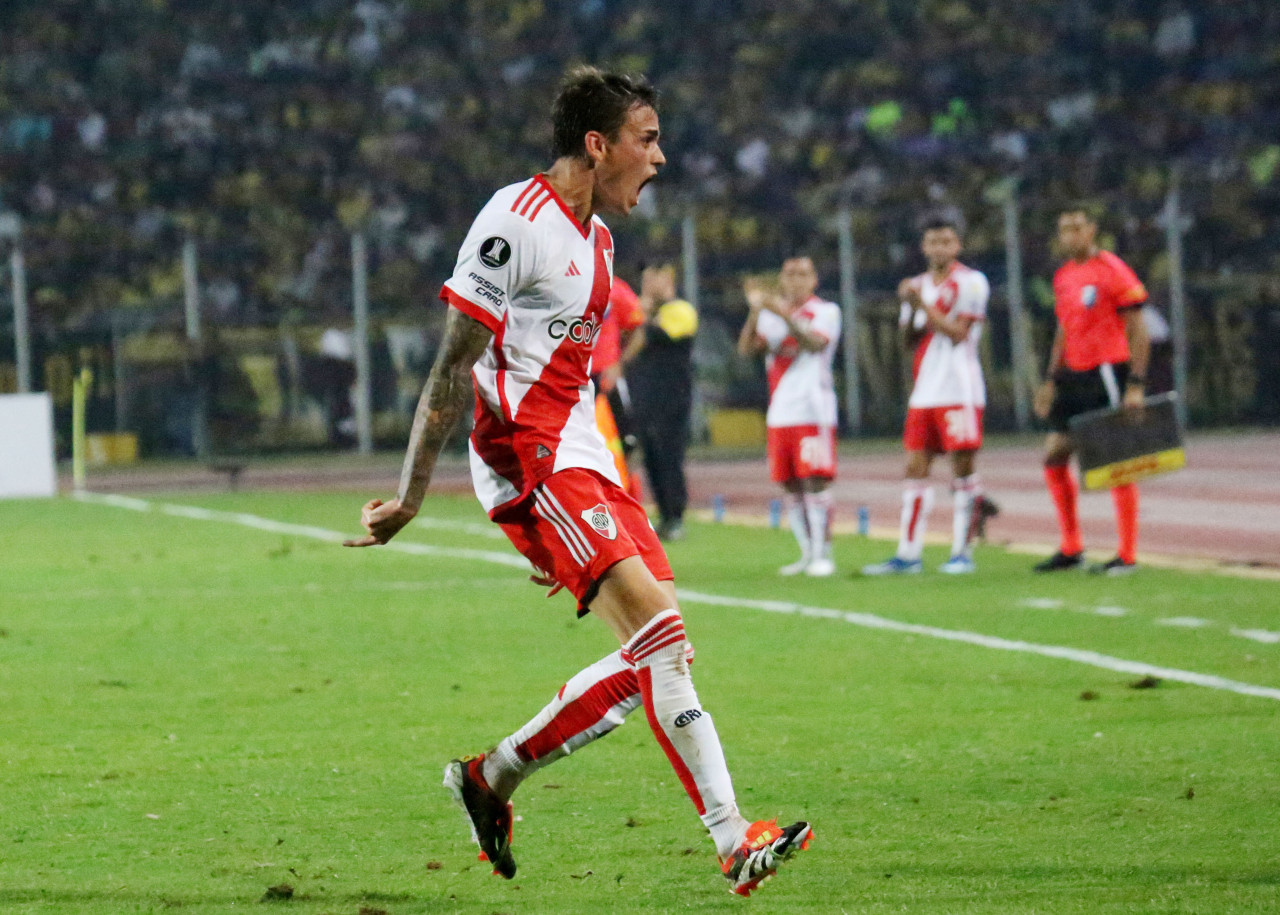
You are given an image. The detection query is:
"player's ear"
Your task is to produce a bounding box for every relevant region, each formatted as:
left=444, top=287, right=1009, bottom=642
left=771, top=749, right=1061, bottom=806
left=583, top=130, right=607, bottom=167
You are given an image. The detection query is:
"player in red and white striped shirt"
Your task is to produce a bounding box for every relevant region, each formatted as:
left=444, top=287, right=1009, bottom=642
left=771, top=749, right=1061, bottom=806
left=344, top=66, right=809, bottom=896
left=863, top=217, right=992, bottom=575
left=737, top=258, right=842, bottom=576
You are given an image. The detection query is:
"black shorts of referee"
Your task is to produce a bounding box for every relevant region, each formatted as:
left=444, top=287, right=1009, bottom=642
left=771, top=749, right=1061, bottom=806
left=1048, top=362, right=1130, bottom=433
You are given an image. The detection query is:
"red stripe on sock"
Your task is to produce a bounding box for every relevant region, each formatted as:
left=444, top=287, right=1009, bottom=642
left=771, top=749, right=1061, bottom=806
left=637, top=666, right=706, bottom=815
left=626, top=612, right=682, bottom=651
left=622, top=616, right=684, bottom=664
left=626, top=633, right=689, bottom=666
left=515, top=668, right=639, bottom=762
left=906, top=495, right=924, bottom=541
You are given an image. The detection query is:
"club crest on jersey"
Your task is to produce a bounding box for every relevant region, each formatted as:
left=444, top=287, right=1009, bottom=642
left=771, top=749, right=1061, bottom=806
left=581, top=503, right=617, bottom=540
left=478, top=236, right=511, bottom=269
left=1081, top=284, right=1097, bottom=308
left=548, top=315, right=602, bottom=345
left=536, top=444, right=553, bottom=459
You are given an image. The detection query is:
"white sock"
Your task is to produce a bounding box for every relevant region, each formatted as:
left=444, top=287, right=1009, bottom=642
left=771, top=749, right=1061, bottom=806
left=624, top=610, right=749, bottom=858
left=951, top=475, right=980, bottom=559
left=897, top=482, right=934, bottom=561
left=786, top=493, right=810, bottom=562
left=483, top=650, right=642, bottom=800
left=805, top=490, right=833, bottom=562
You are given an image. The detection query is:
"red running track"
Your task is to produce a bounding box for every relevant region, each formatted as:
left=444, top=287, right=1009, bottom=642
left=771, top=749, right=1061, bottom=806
left=74, top=431, right=1280, bottom=571
left=684, top=431, right=1280, bottom=571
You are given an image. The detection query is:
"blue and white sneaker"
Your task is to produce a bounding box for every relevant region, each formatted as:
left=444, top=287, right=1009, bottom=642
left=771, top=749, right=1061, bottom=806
left=861, top=556, right=922, bottom=576
left=939, top=555, right=976, bottom=574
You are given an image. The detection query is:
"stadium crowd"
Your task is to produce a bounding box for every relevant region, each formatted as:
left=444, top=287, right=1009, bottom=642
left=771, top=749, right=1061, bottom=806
left=1, top=0, right=1277, bottom=442
left=2, top=1, right=1276, bottom=319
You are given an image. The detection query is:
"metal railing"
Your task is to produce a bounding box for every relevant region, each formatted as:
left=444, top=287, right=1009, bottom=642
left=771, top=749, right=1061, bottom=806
left=2, top=163, right=1274, bottom=462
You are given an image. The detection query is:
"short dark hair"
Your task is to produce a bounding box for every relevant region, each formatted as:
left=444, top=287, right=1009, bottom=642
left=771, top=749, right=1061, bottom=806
left=920, top=215, right=962, bottom=236
left=1059, top=201, right=1101, bottom=224
left=551, top=66, right=658, bottom=160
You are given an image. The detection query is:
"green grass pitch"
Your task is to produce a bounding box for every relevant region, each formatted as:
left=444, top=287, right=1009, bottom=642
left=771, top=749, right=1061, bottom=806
left=1, top=490, right=1278, bottom=914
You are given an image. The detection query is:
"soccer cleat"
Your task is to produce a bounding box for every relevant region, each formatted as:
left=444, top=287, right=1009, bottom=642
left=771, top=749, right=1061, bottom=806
left=1032, top=550, right=1084, bottom=573
left=861, top=556, right=922, bottom=576
left=805, top=557, right=836, bottom=577
left=969, top=494, right=1000, bottom=542
left=658, top=519, right=686, bottom=542
left=443, top=755, right=516, bottom=879
left=1090, top=555, right=1137, bottom=576
left=939, top=554, right=976, bottom=574
left=778, top=556, right=811, bottom=576
left=720, top=819, right=813, bottom=897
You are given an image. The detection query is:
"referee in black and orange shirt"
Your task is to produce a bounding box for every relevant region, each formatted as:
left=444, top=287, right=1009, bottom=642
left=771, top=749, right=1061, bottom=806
left=1033, top=205, right=1150, bottom=575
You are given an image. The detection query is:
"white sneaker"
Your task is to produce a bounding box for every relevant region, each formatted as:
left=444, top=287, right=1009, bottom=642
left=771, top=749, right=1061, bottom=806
left=805, top=557, right=836, bottom=577
left=861, top=556, right=923, bottom=576
left=939, top=555, right=976, bottom=574
left=778, top=557, right=810, bottom=576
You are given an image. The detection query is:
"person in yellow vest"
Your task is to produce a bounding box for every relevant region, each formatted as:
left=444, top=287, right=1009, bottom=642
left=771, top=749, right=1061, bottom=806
left=626, top=264, right=698, bottom=541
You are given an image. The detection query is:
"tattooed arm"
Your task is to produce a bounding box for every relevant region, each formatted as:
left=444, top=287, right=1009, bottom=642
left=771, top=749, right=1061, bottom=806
left=344, top=307, right=494, bottom=547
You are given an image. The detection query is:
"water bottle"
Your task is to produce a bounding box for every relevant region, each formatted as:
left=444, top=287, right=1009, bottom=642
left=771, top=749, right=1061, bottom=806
left=857, top=504, right=870, bottom=537
left=768, top=498, right=782, bottom=529
left=712, top=494, right=726, bottom=523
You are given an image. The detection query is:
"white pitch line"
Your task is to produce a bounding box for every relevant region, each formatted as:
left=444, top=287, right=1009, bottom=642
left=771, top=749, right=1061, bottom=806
left=1092, top=605, right=1128, bottom=617
left=1231, top=628, right=1280, bottom=645
left=72, top=492, right=1280, bottom=704
left=675, top=590, right=1280, bottom=702
left=73, top=491, right=531, bottom=570
left=1157, top=617, right=1212, bottom=628
left=413, top=517, right=509, bottom=540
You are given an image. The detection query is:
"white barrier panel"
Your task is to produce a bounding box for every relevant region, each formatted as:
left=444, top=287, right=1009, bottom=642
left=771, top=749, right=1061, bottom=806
left=0, top=393, right=57, bottom=498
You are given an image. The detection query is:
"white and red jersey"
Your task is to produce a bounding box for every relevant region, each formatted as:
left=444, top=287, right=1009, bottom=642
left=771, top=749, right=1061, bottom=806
left=901, top=263, right=989, bottom=409
left=755, top=296, right=841, bottom=428
left=440, top=174, right=620, bottom=516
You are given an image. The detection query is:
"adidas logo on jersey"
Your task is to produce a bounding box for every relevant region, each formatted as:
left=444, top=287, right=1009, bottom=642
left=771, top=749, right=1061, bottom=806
left=536, top=444, right=553, bottom=459
left=564, top=261, right=581, bottom=277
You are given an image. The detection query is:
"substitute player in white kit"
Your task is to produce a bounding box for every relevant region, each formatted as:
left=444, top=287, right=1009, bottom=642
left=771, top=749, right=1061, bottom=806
left=344, top=66, right=810, bottom=897
left=737, top=258, right=842, bottom=576
left=864, top=216, right=993, bottom=575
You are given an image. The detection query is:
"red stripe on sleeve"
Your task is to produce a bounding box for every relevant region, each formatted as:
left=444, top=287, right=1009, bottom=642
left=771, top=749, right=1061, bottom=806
left=529, top=193, right=553, bottom=221
left=510, top=179, right=537, bottom=213
left=440, top=286, right=501, bottom=335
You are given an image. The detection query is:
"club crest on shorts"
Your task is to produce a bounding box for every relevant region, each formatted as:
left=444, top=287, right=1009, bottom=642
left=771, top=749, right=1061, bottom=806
left=581, top=503, right=618, bottom=540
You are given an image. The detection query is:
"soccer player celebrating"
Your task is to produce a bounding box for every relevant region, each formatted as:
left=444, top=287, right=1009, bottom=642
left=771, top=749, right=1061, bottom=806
left=1033, top=204, right=1150, bottom=575
left=864, top=217, right=993, bottom=575
left=345, top=67, right=810, bottom=896
left=737, top=257, right=842, bottom=577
